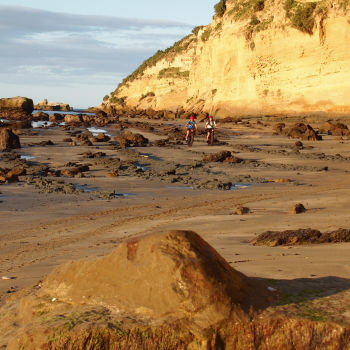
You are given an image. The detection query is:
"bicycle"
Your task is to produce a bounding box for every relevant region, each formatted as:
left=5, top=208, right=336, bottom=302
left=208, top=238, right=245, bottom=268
left=187, top=129, right=195, bottom=147
left=207, top=128, right=214, bottom=145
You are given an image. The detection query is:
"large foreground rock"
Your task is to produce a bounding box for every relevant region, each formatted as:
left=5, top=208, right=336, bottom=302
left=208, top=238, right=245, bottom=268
left=1, top=231, right=350, bottom=349
left=0, top=129, right=20, bottom=151
left=41, top=231, right=268, bottom=324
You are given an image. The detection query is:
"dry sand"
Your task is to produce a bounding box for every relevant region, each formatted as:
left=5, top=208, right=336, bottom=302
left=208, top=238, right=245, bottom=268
left=1, top=116, right=350, bottom=326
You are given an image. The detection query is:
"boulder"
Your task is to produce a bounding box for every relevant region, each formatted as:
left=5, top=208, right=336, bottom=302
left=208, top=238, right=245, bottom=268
left=0, top=128, right=21, bottom=151
left=2, top=231, right=349, bottom=349
left=289, top=203, right=306, bottom=214
left=251, top=228, right=350, bottom=246
left=293, top=141, right=304, bottom=149
left=49, top=113, right=64, bottom=122
left=32, top=111, right=49, bottom=120
left=0, top=167, right=25, bottom=183
left=62, top=165, right=89, bottom=177
left=95, top=133, right=110, bottom=142
left=285, top=123, right=322, bottom=141
left=106, top=170, right=119, bottom=177
left=234, top=206, right=250, bottom=215
left=273, top=122, right=286, bottom=133
left=203, top=150, right=243, bottom=163
left=114, top=131, right=149, bottom=149
left=322, top=120, right=350, bottom=136
left=64, top=114, right=82, bottom=124
left=40, top=231, right=269, bottom=326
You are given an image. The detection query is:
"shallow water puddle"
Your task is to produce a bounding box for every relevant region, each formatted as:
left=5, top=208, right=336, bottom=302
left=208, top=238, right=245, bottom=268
left=230, top=183, right=251, bottom=190
left=87, top=127, right=111, bottom=137
left=74, top=184, right=99, bottom=193
left=31, top=121, right=53, bottom=128
left=114, top=193, right=134, bottom=198
left=140, top=153, right=163, bottom=161
left=20, top=155, right=35, bottom=161
left=167, top=186, right=194, bottom=190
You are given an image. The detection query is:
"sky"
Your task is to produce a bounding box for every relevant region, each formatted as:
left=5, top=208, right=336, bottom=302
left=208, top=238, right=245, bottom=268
left=0, top=1, right=216, bottom=108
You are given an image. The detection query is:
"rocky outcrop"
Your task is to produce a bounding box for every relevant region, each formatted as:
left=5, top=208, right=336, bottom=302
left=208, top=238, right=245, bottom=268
left=251, top=228, right=350, bottom=246
left=0, top=97, right=33, bottom=120
left=106, top=0, right=350, bottom=117
left=114, top=131, right=149, bottom=148
left=203, top=150, right=243, bottom=163
left=0, top=129, right=21, bottom=151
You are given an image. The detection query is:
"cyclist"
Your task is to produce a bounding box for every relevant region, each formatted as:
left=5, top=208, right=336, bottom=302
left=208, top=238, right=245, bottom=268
left=185, top=115, right=198, bottom=142
left=206, top=115, right=217, bottom=144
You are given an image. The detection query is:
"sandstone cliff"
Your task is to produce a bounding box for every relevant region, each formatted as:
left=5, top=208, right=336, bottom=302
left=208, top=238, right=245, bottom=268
left=106, top=0, right=350, bottom=117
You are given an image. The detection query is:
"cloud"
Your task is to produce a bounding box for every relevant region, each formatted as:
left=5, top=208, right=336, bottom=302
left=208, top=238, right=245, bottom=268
left=0, top=5, right=193, bottom=106
left=0, top=5, right=191, bottom=36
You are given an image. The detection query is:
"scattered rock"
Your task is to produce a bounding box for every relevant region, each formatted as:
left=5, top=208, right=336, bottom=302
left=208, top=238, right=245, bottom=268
left=115, top=131, right=149, bottom=149
left=64, top=114, right=82, bottom=124
left=293, top=141, right=304, bottom=149
left=285, top=123, right=322, bottom=141
left=61, top=165, right=89, bottom=177
left=251, top=228, right=350, bottom=246
left=37, top=140, right=54, bottom=146
left=32, top=111, right=49, bottom=120
left=273, top=178, right=292, bottom=183
left=273, top=123, right=286, bottom=133
left=203, top=150, right=243, bottom=163
left=0, top=129, right=21, bottom=151
left=234, top=206, right=250, bottom=215
left=289, top=203, right=306, bottom=214
left=322, top=120, right=350, bottom=136
left=49, top=113, right=64, bottom=122
left=106, top=170, right=119, bottom=177
left=95, top=133, right=110, bottom=142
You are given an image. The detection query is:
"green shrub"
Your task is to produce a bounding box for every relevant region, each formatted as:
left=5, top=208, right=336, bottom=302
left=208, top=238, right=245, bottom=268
left=215, top=22, right=223, bottom=31
left=201, top=28, right=212, bottom=41
left=120, top=35, right=195, bottom=86
left=214, top=0, right=227, bottom=17
left=192, top=26, right=204, bottom=35
left=284, top=0, right=320, bottom=34
left=230, top=0, right=265, bottom=20
left=139, top=92, right=155, bottom=101
left=110, top=96, right=126, bottom=106
left=158, top=67, right=190, bottom=79
left=103, top=95, right=109, bottom=101
left=249, top=15, right=261, bottom=25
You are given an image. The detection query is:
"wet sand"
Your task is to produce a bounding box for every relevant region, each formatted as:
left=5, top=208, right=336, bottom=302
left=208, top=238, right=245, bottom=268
left=1, top=116, right=350, bottom=324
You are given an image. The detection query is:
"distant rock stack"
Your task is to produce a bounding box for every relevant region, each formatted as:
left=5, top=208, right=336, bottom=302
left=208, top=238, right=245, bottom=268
left=34, top=99, right=71, bottom=111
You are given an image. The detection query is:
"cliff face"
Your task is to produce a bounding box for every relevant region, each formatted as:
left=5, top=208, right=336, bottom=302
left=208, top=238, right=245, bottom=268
left=108, top=0, right=350, bottom=117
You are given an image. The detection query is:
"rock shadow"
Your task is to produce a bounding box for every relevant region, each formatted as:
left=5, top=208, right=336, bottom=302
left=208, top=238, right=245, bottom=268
left=259, top=276, right=350, bottom=305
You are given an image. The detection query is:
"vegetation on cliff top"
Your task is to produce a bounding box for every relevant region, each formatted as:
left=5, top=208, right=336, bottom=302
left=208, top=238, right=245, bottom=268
left=214, top=0, right=227, bottom=17
left=115, top=34, right=195, bottom=88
